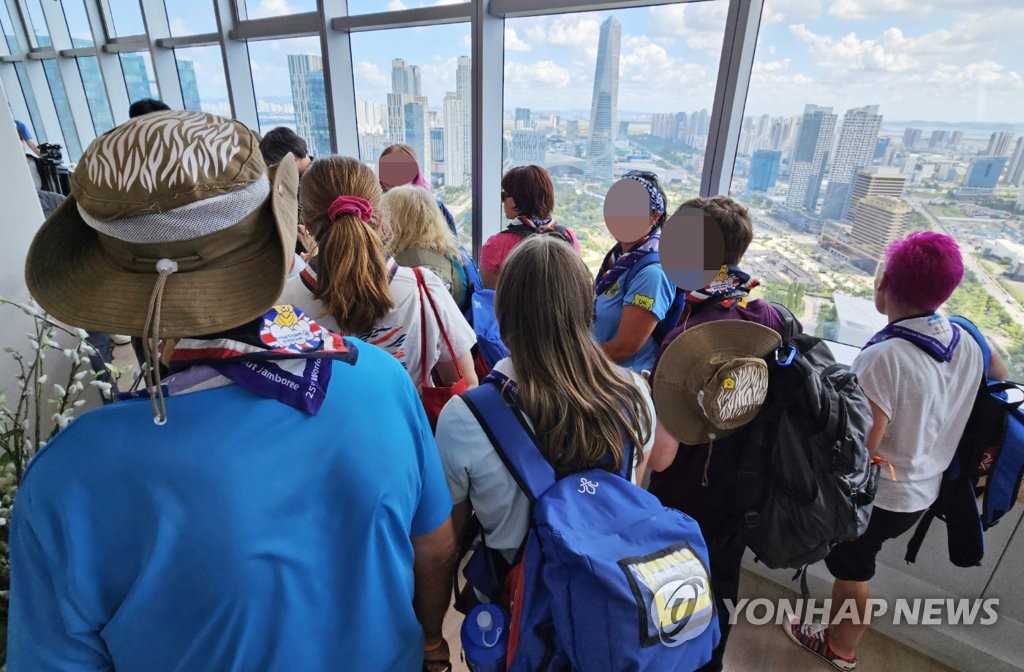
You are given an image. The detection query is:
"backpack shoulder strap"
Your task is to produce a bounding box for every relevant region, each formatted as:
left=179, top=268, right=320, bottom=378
left=949, top=315, right=991, bottom=376
left=770, top=302, right=798, bottom=342
left=460, top=382, right=556, bottom=502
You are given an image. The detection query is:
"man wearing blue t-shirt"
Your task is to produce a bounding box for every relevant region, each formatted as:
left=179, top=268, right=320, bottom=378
left=13, top=111, right=457, bottom=671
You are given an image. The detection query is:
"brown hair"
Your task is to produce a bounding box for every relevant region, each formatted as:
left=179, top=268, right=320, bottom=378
left=680, top=196, right=754, bottom=265
left=501, top=165, right=555, bottom=220
left=495, top=235, right=651, bottom=473
left=300, top=156, right=394, bottom=333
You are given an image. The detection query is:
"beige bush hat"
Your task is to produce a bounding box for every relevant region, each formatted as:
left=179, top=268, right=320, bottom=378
left=25, top=110, right=298, bottom=338
left=653, top=321, right=782, bottom=446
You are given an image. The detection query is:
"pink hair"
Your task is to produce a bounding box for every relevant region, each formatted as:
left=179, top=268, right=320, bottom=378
left=883, top=231, right=964, bottom=311
left=380, top=143, right=432, bottom=192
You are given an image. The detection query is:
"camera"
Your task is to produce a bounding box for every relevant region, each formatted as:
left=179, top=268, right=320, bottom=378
left=37, top=142, right=64, bottom=165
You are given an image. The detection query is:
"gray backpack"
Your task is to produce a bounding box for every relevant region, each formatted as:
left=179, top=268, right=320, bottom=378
left=734, top=305, right=879, bottom=569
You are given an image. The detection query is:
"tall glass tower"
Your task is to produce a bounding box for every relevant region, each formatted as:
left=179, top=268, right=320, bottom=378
left=288, top=54, right=330, bottom=158
left=585, top=16, right=621, bottom=182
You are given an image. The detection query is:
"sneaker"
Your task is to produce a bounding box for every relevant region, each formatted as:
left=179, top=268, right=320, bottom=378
left=784, top=620, right=857, bottom=671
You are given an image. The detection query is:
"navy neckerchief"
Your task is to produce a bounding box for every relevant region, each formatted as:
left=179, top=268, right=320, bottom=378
left=683, top=265, right=759, bottom=314
left=863, top=313, right=962, bottom=363
left=594, top=227, right=660, bottom=297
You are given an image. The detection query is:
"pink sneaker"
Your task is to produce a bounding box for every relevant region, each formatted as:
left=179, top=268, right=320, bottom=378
left=784, top=620, right=857, bottom=671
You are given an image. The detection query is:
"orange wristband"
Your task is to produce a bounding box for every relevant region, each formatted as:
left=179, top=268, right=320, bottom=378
left=424, top=639, right=445, bottom=653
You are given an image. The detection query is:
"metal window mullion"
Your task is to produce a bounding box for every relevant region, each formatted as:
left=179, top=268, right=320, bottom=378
left=38, top=0, right=96, bottom=147
left=471, top=0, right=504, bottom=259
left=82, top=0, right=130, bottom=124
left=700, top=0, right=763, bottom=198
left=211, top=0, right=257, bottom=129
left=489, top=0, right=698, bottom=19
left=1, top=62, right=30, bottom=124
left=4, top=0, right=62, bottom=144
left=330, top=3, right=472, bottom=32
left=138, top=0, right=183, bottom=108
left=320, top=0, right=357, bottom=156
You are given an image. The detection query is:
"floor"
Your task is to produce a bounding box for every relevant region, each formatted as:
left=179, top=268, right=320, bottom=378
left=444, top=570, right=956, bottom=672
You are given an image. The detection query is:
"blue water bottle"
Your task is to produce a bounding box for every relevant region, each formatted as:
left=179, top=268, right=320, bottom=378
left=460, top=604, right=509, bottom=672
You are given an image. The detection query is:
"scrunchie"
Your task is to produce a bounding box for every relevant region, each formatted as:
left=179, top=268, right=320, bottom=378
left=624, top=174, right=666, bottom=216
left=328, top=195, right=373, bottom=223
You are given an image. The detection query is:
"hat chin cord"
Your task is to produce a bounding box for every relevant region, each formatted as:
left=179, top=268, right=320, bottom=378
left=142, top=259, right=178, bottom=425
left=701, top=433, right=716, bottom=488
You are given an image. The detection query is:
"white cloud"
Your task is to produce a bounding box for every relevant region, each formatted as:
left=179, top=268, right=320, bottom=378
left=762, top=0, right=824, bottom=24
left=356, top=61, right=388, bottom=88
left=461, top=35, right=471, bottom=49
left=647, top=3, right=726, bottom=54
left=247, top=0, right=297, bottom=19
left=546, top=14, right=602, bottom=60
left=928, top=60, right=1024, bottom=90
left=387, top=0, right=407, bottom=10
left=169, top=19, right=190, bottom=36
left=829, top=0, right=930, bottom=21
left=505, top=60, right=572, bottom=89
left=790, top=24, right=919, bottom=72
left=505, top=27, right=530, bottom=53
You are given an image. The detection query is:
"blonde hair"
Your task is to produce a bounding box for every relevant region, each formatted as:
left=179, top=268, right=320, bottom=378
left=495, top=235, right=651, bottom=473
left=300, top=155, right=394, bottom=333
left=384, top=184, right=458, bottom=258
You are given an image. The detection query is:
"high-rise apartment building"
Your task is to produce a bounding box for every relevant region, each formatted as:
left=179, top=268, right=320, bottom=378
left=585, top=16, right=621, bottom=182
left=651, top=112, right=677, bottom=140
left=902, top=127, right=923, bottom=149
left=949, top=130, right=964, bottom=148
left=747, top=150, right=782, bottom=193
left=958, top=156, right=1009, bottom=196
left=515, top=107, right=531, bottom=129
left=455, top=56, right=471, bottom=184
left=847, top=196, right=913, bottom=270
left=403, top=100, right=429, bottom=177
left=848, top=167, right=907, bottom=205
left=288, top=54, right=330, bottom=158
left=786, top=104, right=837, bottom=213
left=510, top=129, right=546, bottom=167
left=388, top=58, right=424, bottom=147
left=928, top=130, right=949, bottom=148
left=1005, top=137, right=1024, bottom=187
left=985, top=131, right=1014, bottom=157
left=821, top=105, right=882, bottom=220
left=121, top=53, right=155, bottom=104
left=443, top=92, right=465, bottom=187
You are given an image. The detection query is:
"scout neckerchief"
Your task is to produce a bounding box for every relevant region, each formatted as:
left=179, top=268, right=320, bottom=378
left=684, top=265, right=760, bottom=315
left=862, top=313, right=962, bottom=363
left=132, top=304, right=359, bottom=415
left=594, top=227, right=660, bottom=297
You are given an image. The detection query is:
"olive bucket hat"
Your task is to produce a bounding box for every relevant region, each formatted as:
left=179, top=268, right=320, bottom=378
left=25, top=110, right=299, bottom=340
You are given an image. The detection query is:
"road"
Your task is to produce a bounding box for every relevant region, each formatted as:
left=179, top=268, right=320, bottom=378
left=907, top=196, right=1024, bottom=329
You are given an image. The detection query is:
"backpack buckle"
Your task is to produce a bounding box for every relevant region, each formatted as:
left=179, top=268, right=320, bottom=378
left=775, top=345, right=797, bottom=367
left=744, top=511, right=760, bottom=529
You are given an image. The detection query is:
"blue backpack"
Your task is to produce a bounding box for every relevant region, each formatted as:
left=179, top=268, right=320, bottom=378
left=470, top=289, right=510, bottom=372
left=455, top=246, right=482, bottom=318
left=904, top=316, right=1024, bottom=567
left=621, top=251, right=687, bottom=346
left=460, top=382, right=719, bottom=671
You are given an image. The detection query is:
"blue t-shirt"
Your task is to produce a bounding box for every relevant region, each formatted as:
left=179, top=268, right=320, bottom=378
left=14, top=119, right=32, bottom=140
left=593, top=262, right=676, bottom=373
left=8, top=343, right=452, bottom=672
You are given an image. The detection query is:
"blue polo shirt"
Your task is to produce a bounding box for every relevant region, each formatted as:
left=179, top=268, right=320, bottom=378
left=593, top=261, right=676, bottom=373
left=8, top=342, right=452, bottom=672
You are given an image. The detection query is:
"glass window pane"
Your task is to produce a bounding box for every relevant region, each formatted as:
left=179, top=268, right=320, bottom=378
left=503, top=4, right=728, bottom=271
left=62, top=0, right=96, bottom=47
left=78, top=56, right=114, bottom=134
left=345, top=0, right=463, bottom=14
left=174, top=45, right=228, bottom=113
left=106, top=0, right=146, bottom=37
left=0, top=1, right=12, bottom=55
left=14, top=62, right=43, bottom=140
left=24, top=0, right=50, bottom=48
left=350, top=23, right=473, bottom=249
left=241, top=0, right=315, bottom=20
left=729, top=3, right=1024, bottom=380
left=247, top=37, right=330, bottom=156
left=165, top=0, right=217, bottom=37
left=120, top=51, right=158, bottom=103
left=42, top=59, right=83, bottom=162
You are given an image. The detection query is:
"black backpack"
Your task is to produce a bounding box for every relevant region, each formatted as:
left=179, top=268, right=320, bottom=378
left=734, top=304, right=879, bottom=569
left=506, top=220, right=572, bottom=244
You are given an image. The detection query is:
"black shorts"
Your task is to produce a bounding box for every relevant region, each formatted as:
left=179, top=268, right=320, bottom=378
left=825, top=507, right=925, bottom=582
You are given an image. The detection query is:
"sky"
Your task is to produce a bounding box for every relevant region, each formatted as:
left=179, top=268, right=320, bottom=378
left=9, top=0, right=1024, bottom=125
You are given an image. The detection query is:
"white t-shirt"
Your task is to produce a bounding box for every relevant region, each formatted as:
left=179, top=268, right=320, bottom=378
left=435, top=358, right=657, bottom=562
left=852, top=314, right=983, bottom=513
left=278, top=261, right=476, bottom=386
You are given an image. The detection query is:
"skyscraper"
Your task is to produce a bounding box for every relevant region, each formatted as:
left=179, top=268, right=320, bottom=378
left=443, top=92, right=465, bottom=188
left=786, top=104, right=837, bottom=213
left=177, top=60, right=202, bottom=112
left=1005, top=137, right=1024, bottom=187
left=403, top=100, right=428, bottom=177
left=388, top=58, right=424, bottom=147
left=848, top=167, right=907, bottom=205
left=510, top=129, right=546, bottom=167
left=902, top=127, right=923, bottom=149
left=847, top=196, right=913, bottom=271
left=985, top=131, right=1014, bottom=157
left=288, top=54, right=330, bottom=158
left=747, top=150, right=782, bottom=193
left=515, top=107, right=531, bottom=129
left=585, top=16, right=621, bottom=182
left=121, top=53, right=155, bottom=103
left=958, top=157, right=1009, bottom=196
left=456, top=56, right=471, bottom=184
left=77, top=55, right=114, bottom=134
left=821, top=105, right=882, bottom=220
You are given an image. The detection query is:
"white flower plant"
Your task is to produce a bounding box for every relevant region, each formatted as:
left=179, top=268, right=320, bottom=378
left=0, top=296, right=130, bottom=655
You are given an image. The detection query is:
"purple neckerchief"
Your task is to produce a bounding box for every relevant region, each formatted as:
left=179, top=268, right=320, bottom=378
left=211, top=356, right=334, bottom=415
left=863, top=318, right=962, bottom=363
left=594, top=228, right=660, bottom=296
